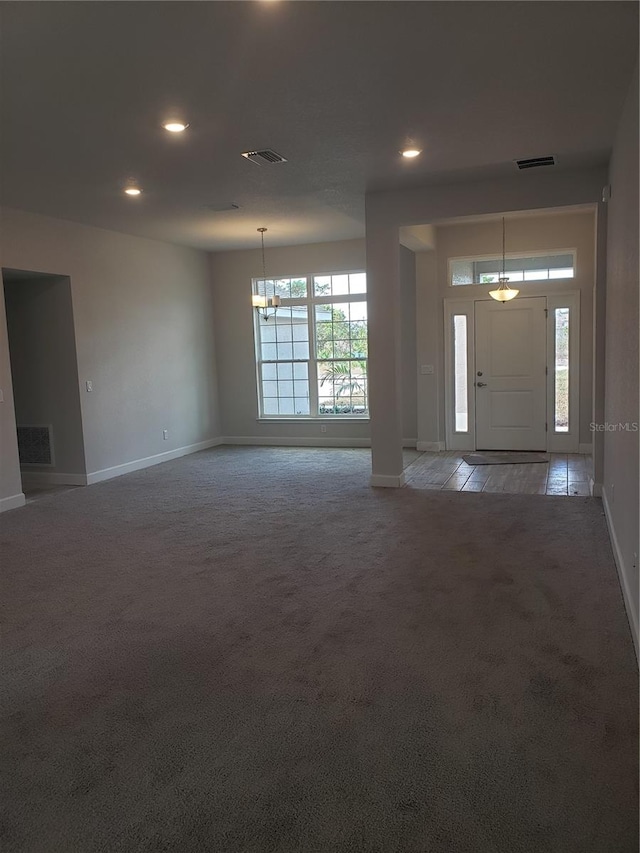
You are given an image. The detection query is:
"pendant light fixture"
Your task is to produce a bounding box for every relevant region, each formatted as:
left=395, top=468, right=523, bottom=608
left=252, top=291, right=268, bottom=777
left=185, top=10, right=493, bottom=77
left=489, top=217, right=519, bottom=303
left=252, top=227, right=281, bottom=320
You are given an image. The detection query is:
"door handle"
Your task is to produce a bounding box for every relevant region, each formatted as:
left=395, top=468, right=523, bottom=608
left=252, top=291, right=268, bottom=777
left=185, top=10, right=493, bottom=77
left=476, top=382, right=487, bottom=387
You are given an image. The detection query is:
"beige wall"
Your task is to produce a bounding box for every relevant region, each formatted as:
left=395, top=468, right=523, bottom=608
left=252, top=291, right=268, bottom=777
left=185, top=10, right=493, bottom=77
left=4, top=275, right=86, bottom=476
left=415, top=210, right=596, bottom=447
left=603, top=65, right=639, bottom=650
left=0, top=208, right=220, bottom=495
left=210, top=238, right=418, bottom=445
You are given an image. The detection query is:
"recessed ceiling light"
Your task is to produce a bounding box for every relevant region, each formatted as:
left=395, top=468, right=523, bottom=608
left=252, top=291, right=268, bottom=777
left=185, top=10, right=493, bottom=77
left=124, top=187, right=142, bottom=196
left=162, top=121, right=189, bottom=133
left=402, top=148, right=422, bottom=158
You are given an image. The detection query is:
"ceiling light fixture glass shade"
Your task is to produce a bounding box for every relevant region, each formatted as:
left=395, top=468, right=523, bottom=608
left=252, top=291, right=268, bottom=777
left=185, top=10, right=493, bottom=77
left=489, top=217, right=519, bottom=302
left=253, top=227, right=281, bottom=320
left=124, top=186, right=142, bottom=196
left=402, top=148, right=421, bottom=158
left=162, top=121, right=189, bottom=133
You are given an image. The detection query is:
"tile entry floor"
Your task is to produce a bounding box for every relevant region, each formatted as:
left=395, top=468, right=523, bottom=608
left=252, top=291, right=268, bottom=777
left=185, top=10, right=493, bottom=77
left=404, top=451, right=592, bottom=496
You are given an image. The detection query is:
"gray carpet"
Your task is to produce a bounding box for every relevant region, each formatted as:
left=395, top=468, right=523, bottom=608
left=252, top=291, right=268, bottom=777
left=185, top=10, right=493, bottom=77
left=1, top=447, right=637, bottom=853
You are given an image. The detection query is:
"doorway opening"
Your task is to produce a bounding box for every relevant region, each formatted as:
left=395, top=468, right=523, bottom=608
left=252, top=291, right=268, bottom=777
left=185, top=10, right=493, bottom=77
left=2, top=268, right=86, bottom=502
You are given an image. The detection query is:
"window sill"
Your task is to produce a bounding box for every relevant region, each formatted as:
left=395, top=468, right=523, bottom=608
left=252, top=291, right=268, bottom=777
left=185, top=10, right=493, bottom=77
left=256, top=417, right=370, bottom=423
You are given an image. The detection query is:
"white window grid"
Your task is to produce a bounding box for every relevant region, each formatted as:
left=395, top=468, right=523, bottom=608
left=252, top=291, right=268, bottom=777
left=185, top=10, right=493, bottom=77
left=449, top=249, right=577, bottom=286
left=253, top=272, right=368, bottom=419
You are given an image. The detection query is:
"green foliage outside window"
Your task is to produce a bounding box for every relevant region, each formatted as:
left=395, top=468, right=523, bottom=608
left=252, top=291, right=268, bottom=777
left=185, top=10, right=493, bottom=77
left=315, top=305, right=368, bottom=360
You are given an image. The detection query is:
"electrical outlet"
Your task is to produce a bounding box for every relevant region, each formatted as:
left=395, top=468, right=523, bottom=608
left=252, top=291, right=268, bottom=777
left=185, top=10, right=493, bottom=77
left=85, top=380, right=93, bottom=392
left=633, top=553, right=637, bottom=570
left=163, top=429, right=169, bottom=440
left=320, top=425, right=327, bottom=433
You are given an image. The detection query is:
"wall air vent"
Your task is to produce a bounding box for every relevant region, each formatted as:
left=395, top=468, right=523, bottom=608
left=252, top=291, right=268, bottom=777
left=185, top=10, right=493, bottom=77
left=17, top=424, right=54, bottom=466
left=241, top=149, right=287, bottom=165
left=515, top=155, right=556, bottom=170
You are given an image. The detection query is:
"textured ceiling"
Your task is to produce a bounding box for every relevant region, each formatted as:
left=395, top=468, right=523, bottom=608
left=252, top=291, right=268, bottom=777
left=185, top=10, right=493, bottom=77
left=0, top=2, right=637, bottom=250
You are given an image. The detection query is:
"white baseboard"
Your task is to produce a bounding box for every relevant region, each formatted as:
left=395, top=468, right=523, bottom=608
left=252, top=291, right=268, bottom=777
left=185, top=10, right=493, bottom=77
left=415, top=442, right=589, bottom=455
left=602, top=486, right=639, bottom=661
left=370, top=472, right=406, bottom=488
left=222, top=436, right=418, bottom=450
left=20, top=471, right=88, bottom=487
left=416, top=441, right=445, bottom=452
left=222, top=435, right=370, bottom=448
left=86, top=438, right=223, bottom=485
left=225, top=436, right=407, bottom=448
left=0, top=492, right=26, bottom=513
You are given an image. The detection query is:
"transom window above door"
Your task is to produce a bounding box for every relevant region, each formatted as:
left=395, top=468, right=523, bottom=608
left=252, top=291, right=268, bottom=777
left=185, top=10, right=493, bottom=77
left=450, top=251, right=575, bottom=286
left=253, top=272, right=368, bottom=419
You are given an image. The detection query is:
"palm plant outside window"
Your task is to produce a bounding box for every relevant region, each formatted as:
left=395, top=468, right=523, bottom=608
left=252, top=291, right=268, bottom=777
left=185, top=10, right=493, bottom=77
left=253, top=272, right=368, bottom=417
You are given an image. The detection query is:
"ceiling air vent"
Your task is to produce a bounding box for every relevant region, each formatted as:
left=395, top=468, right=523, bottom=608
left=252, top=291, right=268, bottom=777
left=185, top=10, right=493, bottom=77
left=241, top=149, right=287, bottom=165
left=204, top=202, right=241, bottom=212
left=515, top=155, right=556, bottom=170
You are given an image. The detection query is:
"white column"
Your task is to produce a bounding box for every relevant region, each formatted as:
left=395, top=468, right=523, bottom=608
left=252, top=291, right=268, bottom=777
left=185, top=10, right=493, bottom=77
left=366, top=219, right=405, bottom=486
left=415, top=250, right=441, bottom=451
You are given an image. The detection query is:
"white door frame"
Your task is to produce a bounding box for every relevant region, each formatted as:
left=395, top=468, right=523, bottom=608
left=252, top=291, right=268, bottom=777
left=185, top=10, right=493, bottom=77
left=443, top=291, right=580, bottom=453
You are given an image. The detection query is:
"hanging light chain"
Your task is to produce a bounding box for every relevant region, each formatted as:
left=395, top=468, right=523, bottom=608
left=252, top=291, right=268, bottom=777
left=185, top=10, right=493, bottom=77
left=258, top=227, right=267, bottom=287
left=489, top=215, right=519, bottom=302
left=256, top=227, right=279, bottom=319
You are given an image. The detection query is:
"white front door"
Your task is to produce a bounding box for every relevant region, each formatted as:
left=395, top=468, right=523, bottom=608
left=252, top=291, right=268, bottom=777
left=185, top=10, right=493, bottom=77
left=475, top=297, right=547, bottom=451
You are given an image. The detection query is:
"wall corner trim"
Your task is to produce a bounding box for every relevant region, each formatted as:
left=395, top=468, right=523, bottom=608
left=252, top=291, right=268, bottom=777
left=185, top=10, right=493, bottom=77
left=602, top=486, right=639, bottom=662
left=0, top=492, right=26, bottom=513
left=370, top=473, right=406, bottom=488
left=86, top=438, right=224, bottom=485
left=589, top=478, right=603, bottom=497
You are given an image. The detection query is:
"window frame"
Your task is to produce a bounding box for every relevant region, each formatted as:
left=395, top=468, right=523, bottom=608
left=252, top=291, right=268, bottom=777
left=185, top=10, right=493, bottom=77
left=252, top=270, right=369, bottom=421
left=443, top=298, right=476, bottom=451
left=546, top=291, right=580, bottom=452
left=448, top=248, right=577, bottom=287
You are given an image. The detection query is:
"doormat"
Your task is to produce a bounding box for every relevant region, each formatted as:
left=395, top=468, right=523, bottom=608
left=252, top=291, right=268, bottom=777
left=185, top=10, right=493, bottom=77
left=462, top=452, right=549, bottom=466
